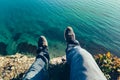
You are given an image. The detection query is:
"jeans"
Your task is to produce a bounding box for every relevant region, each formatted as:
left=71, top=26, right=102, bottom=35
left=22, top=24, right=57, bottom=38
left=66, top=45, right=107, bottom=80
left=23, top=42, right=107, bottom=80
left=23, top=50, right=49, bottom=80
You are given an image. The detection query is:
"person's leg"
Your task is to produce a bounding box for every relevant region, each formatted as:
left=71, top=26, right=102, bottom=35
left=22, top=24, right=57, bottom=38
left=23, top=36, right=50, bottom=80
left=64, top=27, right=107, bottom=80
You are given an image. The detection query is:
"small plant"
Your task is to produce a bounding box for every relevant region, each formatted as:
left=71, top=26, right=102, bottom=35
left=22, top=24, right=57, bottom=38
left=94, top=52, right=120, bottom=80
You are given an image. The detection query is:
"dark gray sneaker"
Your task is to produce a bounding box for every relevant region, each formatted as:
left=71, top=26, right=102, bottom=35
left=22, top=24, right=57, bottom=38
left=37, top=36, right=50, bottom=62
left=38, top=36, right=48, bottom=48
left=64, top=26, right=79, bottom=45
left=64, top=26, right=75, bottom=43
left=37, top=36, right=48, bottom=54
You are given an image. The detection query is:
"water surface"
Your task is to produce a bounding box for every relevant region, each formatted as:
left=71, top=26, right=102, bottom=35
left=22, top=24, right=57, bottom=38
left=0, top=0, right=120, bottom=57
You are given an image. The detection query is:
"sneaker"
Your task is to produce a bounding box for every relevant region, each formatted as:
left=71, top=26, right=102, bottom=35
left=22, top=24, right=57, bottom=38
left=38, top=36, right=48, bottom=48
left=37, top=36, right=50, bottom=62
left=37, top=36, right=48, bottom=53
left=64, top=26, right=79, bottom=45
left=64, top=26, right=76, bottom=43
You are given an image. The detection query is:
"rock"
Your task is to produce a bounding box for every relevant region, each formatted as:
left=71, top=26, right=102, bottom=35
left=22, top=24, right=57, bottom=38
left=50, top=55, right=66, bottom=64
left=0, top=53, right=35, bottom=80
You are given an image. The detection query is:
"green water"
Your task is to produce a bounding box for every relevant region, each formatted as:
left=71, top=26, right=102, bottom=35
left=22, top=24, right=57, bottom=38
left=0, top=0, right=120, bottom=57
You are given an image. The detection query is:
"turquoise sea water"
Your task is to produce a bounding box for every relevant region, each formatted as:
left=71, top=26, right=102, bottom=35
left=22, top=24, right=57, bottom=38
left=0, top=0, right=120, bottom=57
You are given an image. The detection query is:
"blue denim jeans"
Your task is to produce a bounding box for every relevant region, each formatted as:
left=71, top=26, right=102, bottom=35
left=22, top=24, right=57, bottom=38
left=66, top=44, right=107, bottom=80
left=23, top=51, right=49, bottom=80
